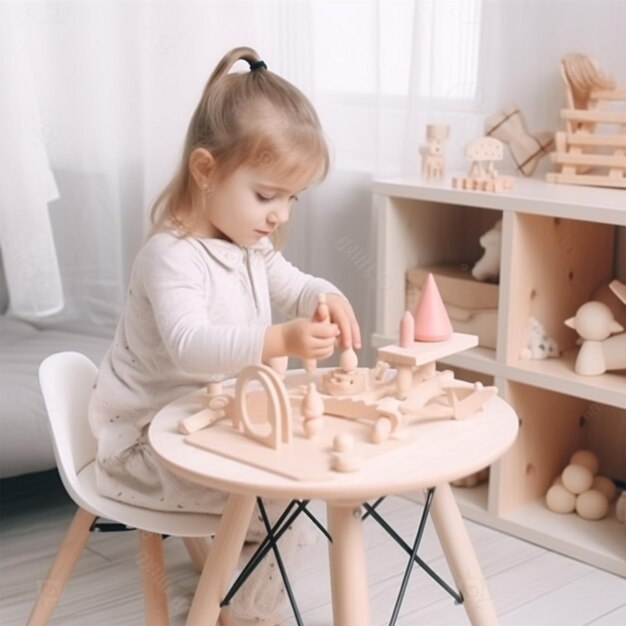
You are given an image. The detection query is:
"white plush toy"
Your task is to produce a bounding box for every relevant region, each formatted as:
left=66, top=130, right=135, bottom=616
left=472, top=220, right=502, bottom=282
left=520, top=316, right=560, bottom=360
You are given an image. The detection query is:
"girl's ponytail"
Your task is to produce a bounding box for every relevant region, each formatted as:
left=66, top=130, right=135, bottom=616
left=205, top=46, right=262, bottom=91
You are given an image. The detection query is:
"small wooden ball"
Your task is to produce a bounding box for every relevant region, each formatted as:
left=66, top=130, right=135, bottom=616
left=561, top=464, right=593, bottom=495
left=545, top=485, right=576, bottom=514
left=331, top=453, right=360, bottom=473
left=569, top=450, right=599, bottom=476
left=303, top=417, right=324, bottom=439
left=592, top=476, right=617, bottom=502
left=575, top=489, right=609, bottom=520
left=333, top=433, right=355, bottom=454
left=370, top=417, right=392, bottom=444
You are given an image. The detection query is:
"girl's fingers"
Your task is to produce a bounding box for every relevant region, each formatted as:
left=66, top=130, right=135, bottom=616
left=311, top=321, right=339, bottom=339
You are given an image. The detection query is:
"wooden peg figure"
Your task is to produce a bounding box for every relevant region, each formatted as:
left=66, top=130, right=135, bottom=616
left=303, top=293, right=331, bottom=372
left=340, top=346, right=358, bottom=373
left=331, top=433, right=360, bottom=472
left=399, top=310, right=415, bottom=348
left=302, top=382, right=325, bottom=439
left=420, top=124, right=449, bottom=180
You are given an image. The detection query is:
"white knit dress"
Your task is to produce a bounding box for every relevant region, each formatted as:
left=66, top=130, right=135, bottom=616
left=88, top=231, right=341, bottom=620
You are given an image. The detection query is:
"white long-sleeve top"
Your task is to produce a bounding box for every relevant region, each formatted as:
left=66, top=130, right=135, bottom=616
left=88, top=231, right=341, bottom=502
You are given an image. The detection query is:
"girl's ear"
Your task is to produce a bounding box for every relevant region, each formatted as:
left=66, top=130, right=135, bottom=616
left=189, top=148, right=216, bottom=188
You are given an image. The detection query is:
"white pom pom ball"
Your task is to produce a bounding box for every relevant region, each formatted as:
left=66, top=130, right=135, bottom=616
left=569, top=450, right=599, bottom=476
left=576, top=489, right=609, bottom=520
left=592, top=476, right=617, bottom=502
left=561, top=464, right=594, bottom=495
left=546, top=485, right=576, bottom=514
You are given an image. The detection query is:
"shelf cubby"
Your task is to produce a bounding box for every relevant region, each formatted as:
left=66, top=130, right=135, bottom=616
left=372, top=174, right=626, bottom=575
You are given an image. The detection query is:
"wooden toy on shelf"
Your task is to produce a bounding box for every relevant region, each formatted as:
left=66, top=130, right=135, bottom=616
left=485, top=103, right=554, bottom=176
left=545, top=449, right=618, bottom=521
left=564, top=279, right=626, bottom=376
left=180, top=286, right=496, bottom=480
left=546, top=52, right=626, bottom=189
left=452, top=136, right=515, bottom=192
left=419, top=124, right=449, bottom=180
left=412, top=272, right=453, bottom=342
left=406, top=265, right=499, bottom=350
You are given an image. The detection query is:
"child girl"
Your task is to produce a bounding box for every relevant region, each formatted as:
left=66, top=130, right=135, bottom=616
left=88, top=46, right=361, bottom=624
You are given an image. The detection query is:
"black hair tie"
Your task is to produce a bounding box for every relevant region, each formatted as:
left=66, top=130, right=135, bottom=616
left=249, top=60, right=267, bottom=72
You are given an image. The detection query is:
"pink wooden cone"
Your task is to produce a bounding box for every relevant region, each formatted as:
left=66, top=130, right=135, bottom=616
left=413, top=273, right=453, bottom=341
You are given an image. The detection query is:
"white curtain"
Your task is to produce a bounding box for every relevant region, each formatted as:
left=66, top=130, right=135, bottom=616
left=2, top=0, right=624, bottom=359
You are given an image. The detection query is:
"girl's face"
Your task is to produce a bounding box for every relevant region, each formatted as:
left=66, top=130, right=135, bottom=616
left=202, top=164, right=312, bottom=246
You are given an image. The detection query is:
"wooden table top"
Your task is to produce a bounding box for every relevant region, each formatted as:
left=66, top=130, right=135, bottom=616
left=149, top=370, right=519, bottom=503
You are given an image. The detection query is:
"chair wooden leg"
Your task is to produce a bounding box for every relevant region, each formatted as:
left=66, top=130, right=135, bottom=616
left=26, top=507, right=96, bottom=626
left=138, top=531, right=169, bottom=626
left=182, top=537, right=211, bottom=573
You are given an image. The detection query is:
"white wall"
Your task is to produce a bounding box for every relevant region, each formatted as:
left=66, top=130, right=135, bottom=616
left=293, top=0, right=625, bottom=365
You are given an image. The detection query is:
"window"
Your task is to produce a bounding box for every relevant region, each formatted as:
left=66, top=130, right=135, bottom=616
left=312, top=0, right=482, bottom=102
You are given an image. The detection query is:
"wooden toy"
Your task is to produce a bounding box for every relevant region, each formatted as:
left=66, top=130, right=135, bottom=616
left=564, top=279, right=626, bottom=375
left=419, top=124, right=449, bottom=180
left=452, top=136, right=515, bottom=192
left=398, top=310, right=415, bottom=348
left=471, top=220, right=502, bottom=282
left=406, top=265, right=499, bottom=349
left=181, top=309, right=496, bottom=481
left=545, top=449, right=616, bottom=521
left=179, top=382, right=231, bottom=434
left=412, top=273, right=453, bottom=342
left=302, top=293, right=331, bottom=372
left=302, top=382, right=325, bottom=439
left=546, top=53, right=626, bottom=189
left=484, top=104, right=554, bottom=176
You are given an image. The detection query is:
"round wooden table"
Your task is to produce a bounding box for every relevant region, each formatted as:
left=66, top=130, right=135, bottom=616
left=149, top=370, right=518, bottom=626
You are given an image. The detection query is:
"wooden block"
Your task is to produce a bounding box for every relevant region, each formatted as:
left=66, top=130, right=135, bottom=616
left=377, top=332, right=478, bottom=367
left=546, top=172, right=626, bottom=188
left=561, top=109, right=626, bottom=124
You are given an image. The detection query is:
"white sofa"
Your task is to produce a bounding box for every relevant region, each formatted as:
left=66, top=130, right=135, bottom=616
left=0, top=305, right=111, bottom=479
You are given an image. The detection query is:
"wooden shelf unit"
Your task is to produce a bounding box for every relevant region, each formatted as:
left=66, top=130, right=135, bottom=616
left=373, top=174, right=626, bottom=576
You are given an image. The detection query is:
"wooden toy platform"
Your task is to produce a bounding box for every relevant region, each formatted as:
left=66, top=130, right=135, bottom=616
left=186, top=403, right=409, bottom=481
left=185, top=334, right=488, bottom=482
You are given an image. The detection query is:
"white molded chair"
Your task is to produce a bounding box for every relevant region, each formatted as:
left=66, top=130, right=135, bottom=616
left=27, top=351, right=220, bottom=626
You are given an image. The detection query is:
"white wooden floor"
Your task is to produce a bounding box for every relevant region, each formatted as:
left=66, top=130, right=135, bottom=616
left=2, top=471, right=625, bottom=626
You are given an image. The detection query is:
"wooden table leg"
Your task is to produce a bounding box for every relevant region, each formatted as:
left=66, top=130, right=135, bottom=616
left=327, top=503, right=371, bottom=626
left=186, top=494, right=256, bottom=626
left=429, top=482, right=499, bottom=626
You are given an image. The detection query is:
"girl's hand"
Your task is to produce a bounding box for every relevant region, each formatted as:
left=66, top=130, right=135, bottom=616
left=321, top=294, right=362, bottom=350
left=262, top=318, right=339, bottom=362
